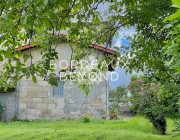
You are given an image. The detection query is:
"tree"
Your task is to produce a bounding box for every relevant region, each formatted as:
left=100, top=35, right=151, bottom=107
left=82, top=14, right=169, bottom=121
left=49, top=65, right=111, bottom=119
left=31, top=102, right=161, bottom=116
left=109, top=86, right=128, bottom=103
left=0, top=0, right=116, bottom=92
left=163, top=0, right=180, bottom=75
left=107, top=0, right=179, bottom=84
left=0, top=0, right=178, bottom=134
left=163, top=0, right=180, bottom=137
left=128, top=75, right=168, bottom=135
left=109, top=86, right=129, bottom=115
left=0, top=0, right=179, bottom=92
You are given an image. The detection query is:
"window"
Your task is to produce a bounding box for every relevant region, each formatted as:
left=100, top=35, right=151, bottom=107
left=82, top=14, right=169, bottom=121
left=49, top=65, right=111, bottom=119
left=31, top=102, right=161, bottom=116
left=52, top=77, right=64, bottom=97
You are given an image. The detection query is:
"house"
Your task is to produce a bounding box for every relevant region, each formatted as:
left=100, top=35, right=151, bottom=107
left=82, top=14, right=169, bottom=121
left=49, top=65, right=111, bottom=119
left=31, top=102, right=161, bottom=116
left=0, top=39, right=117, bottom=122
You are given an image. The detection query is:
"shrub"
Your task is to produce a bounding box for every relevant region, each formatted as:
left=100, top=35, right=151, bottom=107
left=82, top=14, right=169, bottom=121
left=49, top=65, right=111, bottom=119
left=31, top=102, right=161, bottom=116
left=172, top=96, right=180, bottom=138
left=109, top=103, right=119, bottom=115
left=109, top=86, right=129, bottom=115
left=173, top=120, right=180, bottom=138
left=82, top=117, right=90, bottom=123
left=145, top=106, right=167, bottom=135
left=158, top=83, right=180, bottom=116
left=128, top=75, right=167, bottom=135
left=109, top=86, right=128, bottom=103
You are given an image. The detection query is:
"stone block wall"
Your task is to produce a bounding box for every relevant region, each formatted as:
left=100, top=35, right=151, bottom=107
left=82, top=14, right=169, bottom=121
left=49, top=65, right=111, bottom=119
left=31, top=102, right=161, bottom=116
left=18, top=79, right=108, bottom=120
left=0, top=92, right=17, bottom=122
left=17, top=43, right=109, bottom=120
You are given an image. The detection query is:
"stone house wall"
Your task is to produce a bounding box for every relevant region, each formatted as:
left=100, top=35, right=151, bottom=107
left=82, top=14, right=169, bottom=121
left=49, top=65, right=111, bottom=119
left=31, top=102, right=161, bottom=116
left=17, top=80, right=107, bottom=120
left=17, top=43, right=109, bottom=120
left=0, top=92, right=17, bottom=122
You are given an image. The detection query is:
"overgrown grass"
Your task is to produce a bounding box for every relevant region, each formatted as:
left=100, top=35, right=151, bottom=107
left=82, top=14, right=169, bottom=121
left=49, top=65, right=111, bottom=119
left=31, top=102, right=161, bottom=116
left=0, top=116, right=179, bottom=140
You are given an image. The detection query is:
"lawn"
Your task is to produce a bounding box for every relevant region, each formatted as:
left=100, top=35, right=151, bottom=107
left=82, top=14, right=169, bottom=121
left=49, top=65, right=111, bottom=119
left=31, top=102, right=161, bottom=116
left=0, top=116, right=179, bottom=140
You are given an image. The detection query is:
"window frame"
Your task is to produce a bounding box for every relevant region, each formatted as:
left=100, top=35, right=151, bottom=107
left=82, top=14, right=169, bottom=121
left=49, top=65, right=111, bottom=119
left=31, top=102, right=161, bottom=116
left=51, top=77, right=64, bottom=98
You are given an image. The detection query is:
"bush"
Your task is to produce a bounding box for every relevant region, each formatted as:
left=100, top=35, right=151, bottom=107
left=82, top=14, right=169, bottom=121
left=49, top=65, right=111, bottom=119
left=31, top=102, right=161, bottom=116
left=173, top=120, right=180, bottom=137
left=173, top=96, right=180, bottom=138
left=173, top=120, right=180, bottom=138
left=109, top=86, right=129, bottom=115
left=82, top=117, right=90, bottom=123
left=128, top=75, right=167, bottom=135
left=158, top=83, right=180, bottom=115
left=145, top=106, right=167, bottom=135
left=109, top=103, right=119, bottom=115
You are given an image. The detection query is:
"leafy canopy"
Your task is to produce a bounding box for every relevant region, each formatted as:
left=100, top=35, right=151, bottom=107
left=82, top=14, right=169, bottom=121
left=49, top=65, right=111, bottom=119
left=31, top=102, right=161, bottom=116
left=163, top=0, right=180, bottom=74
left=0, top=0, right=179, bottom=92
left=0, top=0, right=115, bottom=91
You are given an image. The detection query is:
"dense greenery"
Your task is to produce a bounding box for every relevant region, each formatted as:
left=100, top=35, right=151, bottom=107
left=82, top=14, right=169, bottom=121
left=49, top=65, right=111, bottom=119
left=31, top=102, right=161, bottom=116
left=0, top=0, right=179, bottom=91
left=0, top=0, right=179, bottom=135
left=109, top=0, right=180, bottom=131
left=128, top=75, right=179, bottom=135
left=0, top=116, right=179, bottom=140
left=108, top=0, right=178, bottom=83
left=109, top=86, right=129, bottom=115
left=128, top=76, right=166, bottom=135
left=128, top=76, right=179, bottom=115
left=0, top=0, right=115, bottom=93
left=109, top=86, right=128, bottom=104
left=163, top=0, right=180, bottom=136
left=109, top=74, right=179, bottom=135
left=164, top=0, right=180, bottom=74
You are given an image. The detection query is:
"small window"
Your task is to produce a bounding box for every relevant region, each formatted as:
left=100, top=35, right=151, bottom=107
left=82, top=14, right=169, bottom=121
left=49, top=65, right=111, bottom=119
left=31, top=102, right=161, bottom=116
left=52, top=77, right=64, bottom=97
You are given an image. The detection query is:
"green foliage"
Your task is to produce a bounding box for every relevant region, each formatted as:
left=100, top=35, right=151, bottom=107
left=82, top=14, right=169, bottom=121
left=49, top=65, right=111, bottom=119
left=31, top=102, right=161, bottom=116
left=0, top=0, right=115, bottom=93
left=108, top=0, right=179, bottom=85
left=109, top=103, right=119, bottom=115
left=158, top=83, right=180, bottom=116
left=0, top=0, right=178, bottom=94
left=109, top=86, right=129, bottom=115
left=82, top=116, right=90, bottom=123
left=109, top=86, right=128, bottom=103
left=0, top=87, right=16, bottom=93
left=145, top=106, right=167, bottom=135
left=128, top=75, right=179, bottom=115
left=163, top=0, right=180, bottom=74
left=173, top=120, right=180, bottom=138
left=128, top=75, right=169, bottom=135
left=163, top=1, right=180, bottom=135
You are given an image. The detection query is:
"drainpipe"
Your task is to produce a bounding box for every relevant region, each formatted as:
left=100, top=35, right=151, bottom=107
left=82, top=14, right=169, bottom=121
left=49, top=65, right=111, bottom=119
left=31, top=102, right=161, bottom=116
left=106, top=76, right=109, bottom=120
left=16, top=80, right=21, bottom=119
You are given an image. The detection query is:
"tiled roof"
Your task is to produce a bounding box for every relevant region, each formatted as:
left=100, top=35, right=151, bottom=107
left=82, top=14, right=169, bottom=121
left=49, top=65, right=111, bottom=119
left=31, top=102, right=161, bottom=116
left=17, top=43, right=117, bottom=55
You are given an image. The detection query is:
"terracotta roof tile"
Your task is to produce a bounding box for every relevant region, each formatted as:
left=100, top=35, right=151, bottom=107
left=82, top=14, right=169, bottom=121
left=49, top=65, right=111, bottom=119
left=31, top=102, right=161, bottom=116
left=17, top=44, right=117, bottom=55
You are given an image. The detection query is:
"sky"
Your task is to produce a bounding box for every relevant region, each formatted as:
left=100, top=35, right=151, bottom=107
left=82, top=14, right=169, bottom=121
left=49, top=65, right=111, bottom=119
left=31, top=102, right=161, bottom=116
left=95, top=3, right=141, bottom=89
left=108, top=34, right=132, bottom=89
left=108, top=28, right=141, bottom=89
